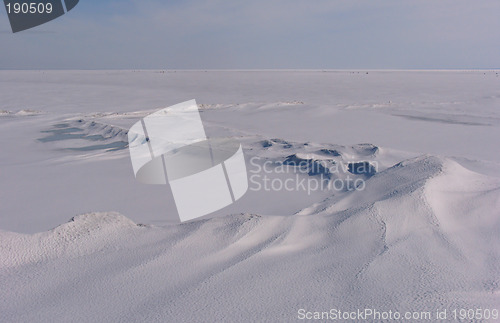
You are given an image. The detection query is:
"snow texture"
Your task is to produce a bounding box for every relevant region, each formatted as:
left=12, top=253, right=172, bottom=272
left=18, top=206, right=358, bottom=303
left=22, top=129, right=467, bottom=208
left=0, top=70, right=499, bottom=322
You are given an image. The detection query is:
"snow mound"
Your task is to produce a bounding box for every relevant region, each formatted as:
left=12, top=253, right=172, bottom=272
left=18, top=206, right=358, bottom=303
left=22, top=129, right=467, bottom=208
left=0, top=109, right=43, bottom=116
left=39, top=120, right=129, bottom=152
left=1, top=155, right=499, bottom=321
left=198, top=101, right=304, bottom=110
left=0, top=212, right=140, bottom=268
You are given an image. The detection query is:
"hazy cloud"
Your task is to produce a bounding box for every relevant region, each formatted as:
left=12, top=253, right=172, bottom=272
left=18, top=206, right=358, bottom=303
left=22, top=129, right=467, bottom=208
left=0, top=0, right=499, bottom=69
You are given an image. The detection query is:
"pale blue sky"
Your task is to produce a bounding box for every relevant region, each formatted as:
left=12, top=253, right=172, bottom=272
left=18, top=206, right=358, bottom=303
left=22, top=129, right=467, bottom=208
left=1, top=0, right=499, bottom=69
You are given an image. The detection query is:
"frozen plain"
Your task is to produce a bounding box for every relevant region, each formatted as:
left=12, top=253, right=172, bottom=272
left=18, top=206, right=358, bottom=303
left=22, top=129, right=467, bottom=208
left=0, top=70, right=499, bottom=322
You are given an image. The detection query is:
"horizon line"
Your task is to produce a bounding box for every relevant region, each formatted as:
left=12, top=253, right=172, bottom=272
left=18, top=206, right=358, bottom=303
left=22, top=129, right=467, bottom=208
left=0, top=68, right=499, bottom=72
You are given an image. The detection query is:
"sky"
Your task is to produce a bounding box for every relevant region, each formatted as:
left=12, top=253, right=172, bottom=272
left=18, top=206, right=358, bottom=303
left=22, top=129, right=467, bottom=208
left=0, top=0, right=499, bottom=69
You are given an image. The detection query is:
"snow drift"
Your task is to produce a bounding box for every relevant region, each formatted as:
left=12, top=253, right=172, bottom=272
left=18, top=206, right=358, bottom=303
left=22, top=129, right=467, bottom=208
left=1, top=155, right=498, bottom=322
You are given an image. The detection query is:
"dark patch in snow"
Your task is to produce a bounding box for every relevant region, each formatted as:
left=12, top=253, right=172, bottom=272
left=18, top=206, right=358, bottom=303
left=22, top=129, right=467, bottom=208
left=348, top=162, right=376, bottom=176
left=319, top=148, right=341, bottom=157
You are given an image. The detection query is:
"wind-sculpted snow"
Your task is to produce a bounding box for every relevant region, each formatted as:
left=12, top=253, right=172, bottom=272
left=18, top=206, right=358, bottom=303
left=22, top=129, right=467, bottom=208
left=39, top=119, right=129, bottom=152
left=0, top=109, right=44, bottom=116
left=1, top=156, right=498, bottom=322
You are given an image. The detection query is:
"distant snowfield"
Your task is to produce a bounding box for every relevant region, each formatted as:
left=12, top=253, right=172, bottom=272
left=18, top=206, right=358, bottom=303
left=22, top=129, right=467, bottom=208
left=0, top=70, right=499, bottom=322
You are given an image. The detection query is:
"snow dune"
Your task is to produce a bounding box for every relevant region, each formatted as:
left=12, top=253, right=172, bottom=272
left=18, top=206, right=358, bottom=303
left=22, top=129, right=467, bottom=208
left=1, top=155, right=498, bottom=322
left=38, top=119, right=129, bottom=152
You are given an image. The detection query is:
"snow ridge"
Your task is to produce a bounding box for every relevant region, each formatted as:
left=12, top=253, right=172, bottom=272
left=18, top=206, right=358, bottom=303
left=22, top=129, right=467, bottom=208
left=1, top=155, right=499, bottom=322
